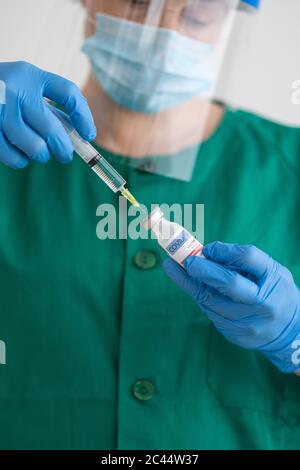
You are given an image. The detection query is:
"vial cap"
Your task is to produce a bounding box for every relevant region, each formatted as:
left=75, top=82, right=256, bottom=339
left=142, top=207, right=164, bottom=231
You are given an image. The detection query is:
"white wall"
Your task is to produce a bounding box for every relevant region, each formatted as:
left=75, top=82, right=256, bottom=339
left=217, top=0, right=300, bottom=126
left=0, top=0, right=89, bottom=85
left=0, top=0, right=300, bottom=126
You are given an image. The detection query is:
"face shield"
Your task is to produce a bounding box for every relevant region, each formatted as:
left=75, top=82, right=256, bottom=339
left=81, top=0, right=240, bottom=181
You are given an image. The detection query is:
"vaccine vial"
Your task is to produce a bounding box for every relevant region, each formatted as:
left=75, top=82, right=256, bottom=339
left=142, top=207, right=204, bottom=266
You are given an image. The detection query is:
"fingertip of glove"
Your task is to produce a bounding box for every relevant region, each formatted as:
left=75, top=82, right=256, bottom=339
left=70, top=110, right=97, bottom=142
left=58, top=153, right=74, bottom=164
left=162, top=258, right=176, bottom=273
left=184, top=256, right=199, bottom=270
left=82, top=127, right=97, bottom=142
left=202, top=241, right=222, bottom=259
left=11, top=158, right=30, bottom=170
left=31, top=147, right=51, bottom=164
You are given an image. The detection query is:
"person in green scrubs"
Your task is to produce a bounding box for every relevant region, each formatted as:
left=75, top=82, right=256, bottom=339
left=1, top=0, right=300, bottom=450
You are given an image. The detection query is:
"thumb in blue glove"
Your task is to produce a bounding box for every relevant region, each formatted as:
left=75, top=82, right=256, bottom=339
left=0, top=61, right=97, bottom=168
left=163, top=242, right=300, bottom=373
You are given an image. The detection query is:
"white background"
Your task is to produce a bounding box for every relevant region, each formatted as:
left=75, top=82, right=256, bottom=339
left=0, top=0, right=299, bottom=126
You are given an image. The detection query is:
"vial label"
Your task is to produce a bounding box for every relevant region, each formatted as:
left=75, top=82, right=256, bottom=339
left=165, top=229, right=203, bottom=266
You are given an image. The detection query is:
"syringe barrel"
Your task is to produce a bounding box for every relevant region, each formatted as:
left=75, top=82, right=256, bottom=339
left=90, top=156, right=126, bottom=193
left=47, top=103, right=126, bottom=193
left=68, top=130, right=98, bottom=164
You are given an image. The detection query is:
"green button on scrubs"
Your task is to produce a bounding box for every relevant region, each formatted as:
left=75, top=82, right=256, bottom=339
left=0, top=108, right=300, bottom=450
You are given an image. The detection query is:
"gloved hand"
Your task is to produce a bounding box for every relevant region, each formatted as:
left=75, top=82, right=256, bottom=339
left=0, top=61, right=96, bottom=168
left=163, top=242, right=300, bottom=373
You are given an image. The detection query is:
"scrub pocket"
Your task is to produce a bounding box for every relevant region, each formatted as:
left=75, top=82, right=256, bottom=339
left=206, top=325, right=300, bottom=425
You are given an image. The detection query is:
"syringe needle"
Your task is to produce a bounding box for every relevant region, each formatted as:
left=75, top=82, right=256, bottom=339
left=120, top=188, right=140, bottom=207
left=47, top=102, right=140, bottom=207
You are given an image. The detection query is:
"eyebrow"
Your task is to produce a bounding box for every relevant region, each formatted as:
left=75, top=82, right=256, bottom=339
left=188, top=0, right=234, bottom=10
left=191, top=0, right=232, bottom=5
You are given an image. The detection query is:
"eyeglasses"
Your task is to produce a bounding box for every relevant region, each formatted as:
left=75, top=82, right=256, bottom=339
left=91, top=0, right=237, bottom=41
left=126, top=0, right=234, bottom=32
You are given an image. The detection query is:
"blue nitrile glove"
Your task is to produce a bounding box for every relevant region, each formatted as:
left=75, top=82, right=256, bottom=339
left=163, top=242, right=300, bottom=373
left=0, top=61, right=96, bottom=168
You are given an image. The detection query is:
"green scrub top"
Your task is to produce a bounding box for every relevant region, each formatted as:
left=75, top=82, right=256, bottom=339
left=0, top=107, right=300, bottom=450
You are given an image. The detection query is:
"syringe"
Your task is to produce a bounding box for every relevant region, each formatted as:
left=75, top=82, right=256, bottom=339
left=47, top=104, right=139, bottom=207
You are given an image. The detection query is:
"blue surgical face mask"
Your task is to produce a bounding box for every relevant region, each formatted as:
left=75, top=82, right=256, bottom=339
left=82, top=13, right=217, bottom=115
